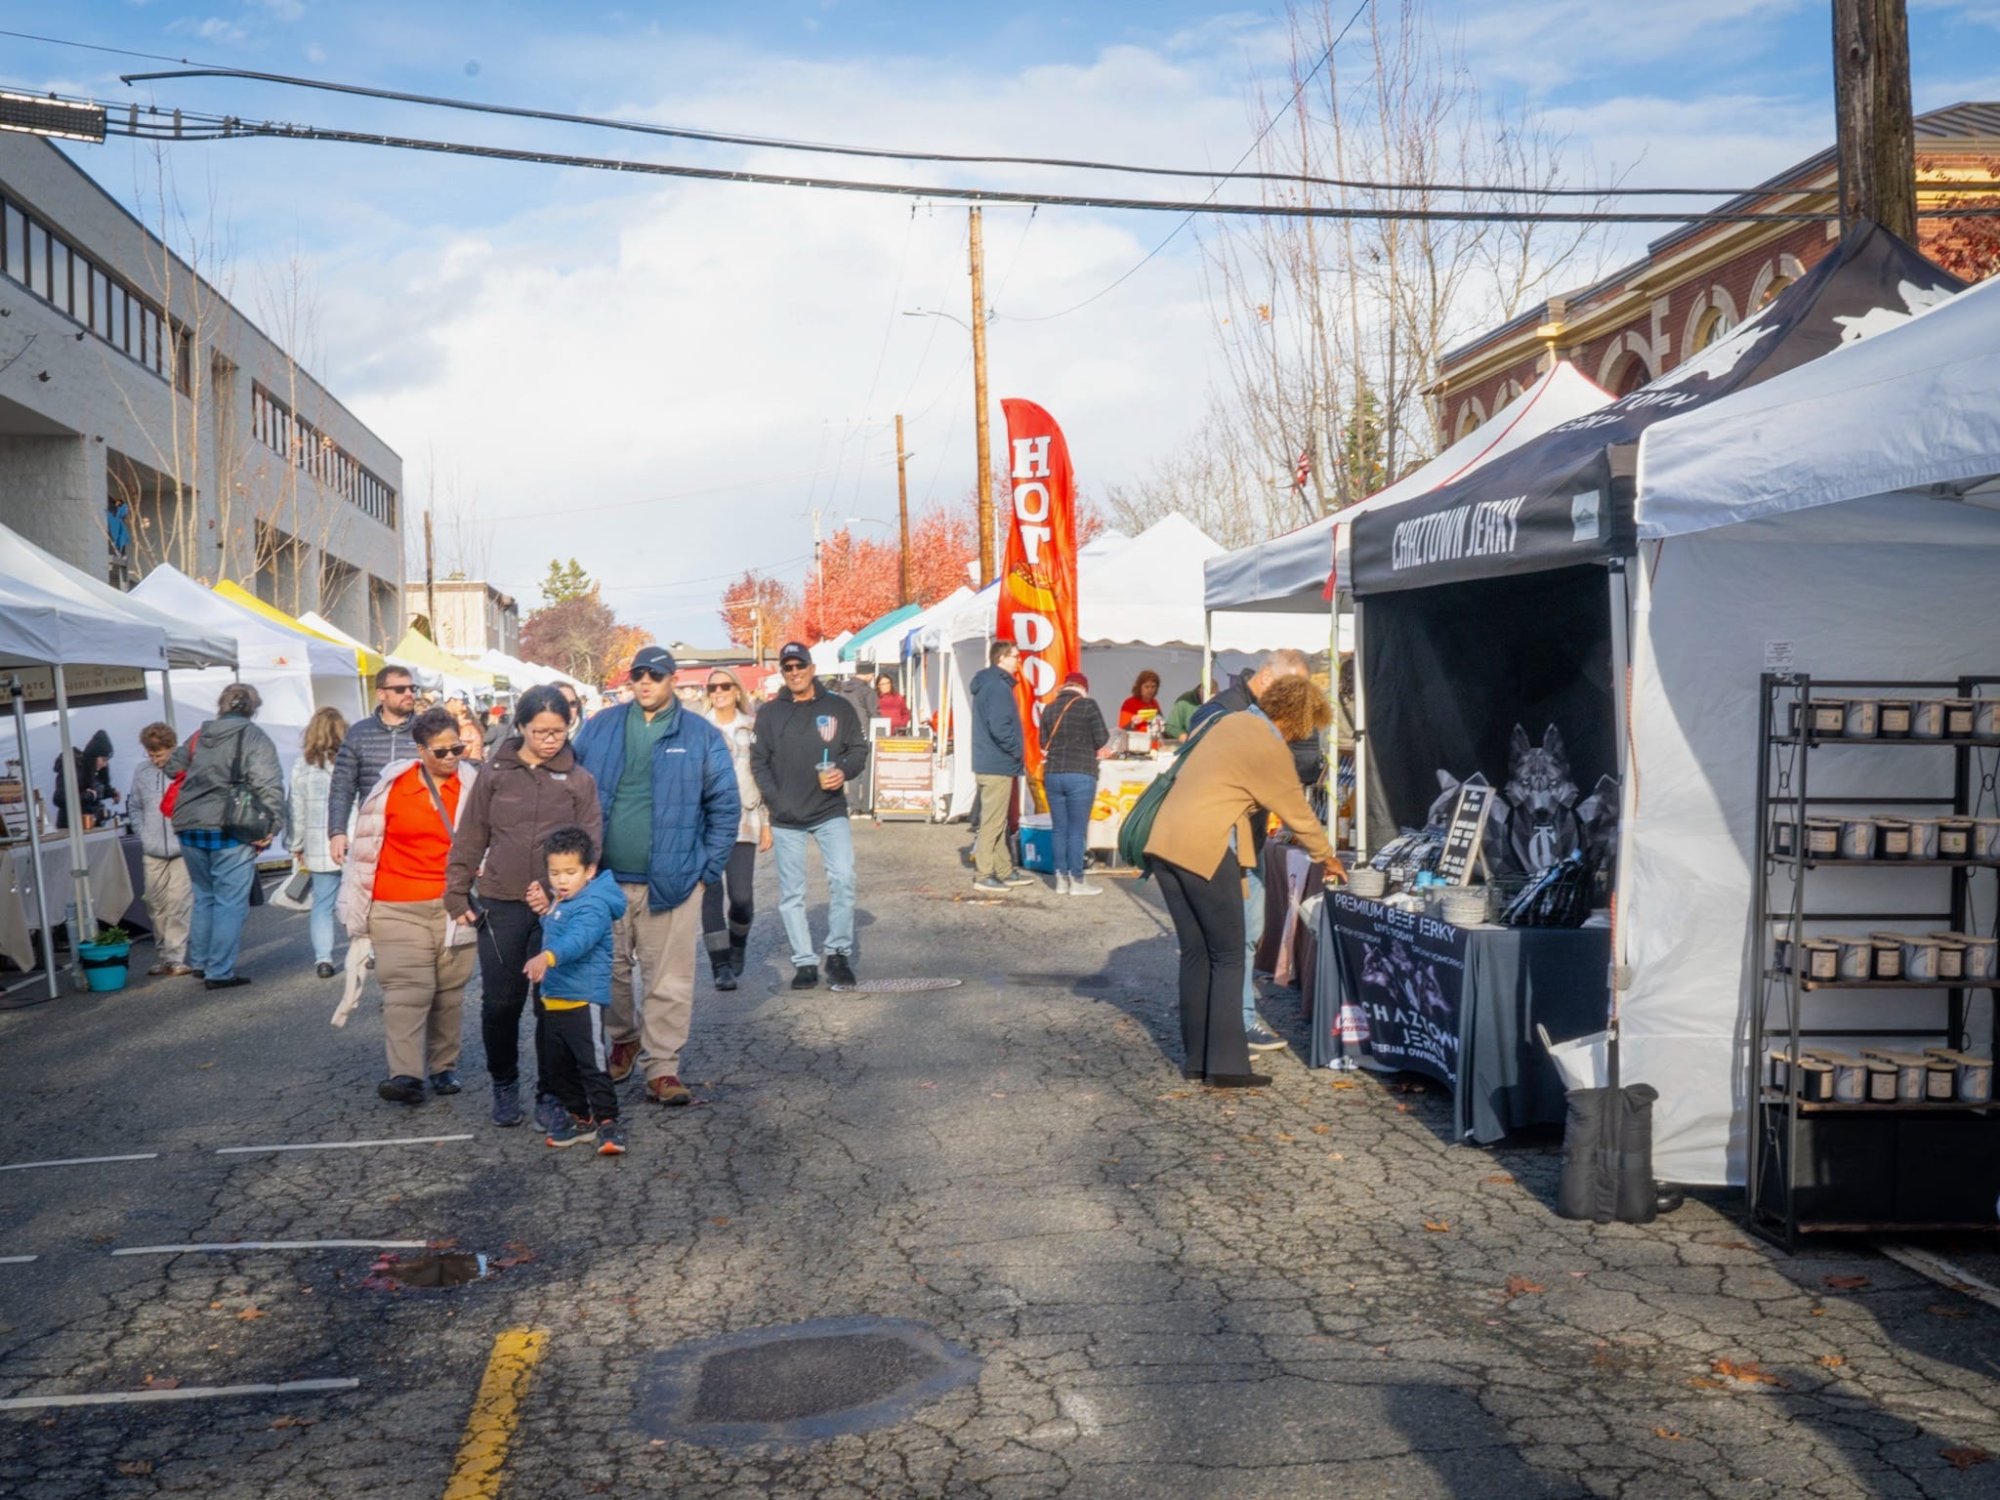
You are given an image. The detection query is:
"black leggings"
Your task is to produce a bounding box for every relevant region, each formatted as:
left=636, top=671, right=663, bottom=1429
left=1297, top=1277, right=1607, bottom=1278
left=478, top=898, right=552, bottom=1090
left=1151, top=851, right=1250, bottom=1079
left=701, top=842, right=757, bottom=958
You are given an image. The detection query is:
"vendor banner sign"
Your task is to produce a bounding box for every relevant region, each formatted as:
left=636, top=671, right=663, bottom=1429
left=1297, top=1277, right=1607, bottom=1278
left=997, top=397, right=1080, bottom=777
left=1325, top=891, right=1468, bottom=1088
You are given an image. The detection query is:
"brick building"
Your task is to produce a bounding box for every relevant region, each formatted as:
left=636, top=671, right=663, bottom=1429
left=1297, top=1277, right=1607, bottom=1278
left=1431, top=102, right=2000, bottom=440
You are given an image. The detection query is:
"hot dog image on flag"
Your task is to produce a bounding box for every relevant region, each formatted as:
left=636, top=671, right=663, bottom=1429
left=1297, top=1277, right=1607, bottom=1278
left=997, top=398, right=1080, bottom=781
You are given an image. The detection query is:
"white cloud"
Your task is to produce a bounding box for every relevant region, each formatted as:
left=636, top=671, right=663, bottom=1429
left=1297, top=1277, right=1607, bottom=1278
left=172, top=16, right=251, bottom=45
left=251, top=0, right=307, bottom=20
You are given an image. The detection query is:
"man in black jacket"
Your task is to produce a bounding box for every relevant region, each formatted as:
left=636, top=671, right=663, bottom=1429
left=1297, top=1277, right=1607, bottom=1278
left=750, top=642, right=871, bottom=990
left=967, top=639, right=1032, bottom=894
left=328, top=665, right=418, bottom=863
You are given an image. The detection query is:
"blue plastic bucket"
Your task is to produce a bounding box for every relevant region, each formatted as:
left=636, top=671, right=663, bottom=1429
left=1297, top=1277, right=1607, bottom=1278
left=77, top=941, right=131, bottom=992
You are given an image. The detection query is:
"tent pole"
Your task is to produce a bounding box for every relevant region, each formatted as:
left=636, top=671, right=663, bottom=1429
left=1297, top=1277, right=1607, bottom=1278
left=1201, top=610, right=1214, bottom=697
left=8, top=678, right=60, bottom=1001
left=1606, top=560, right=1634, bottom=1067
left=1351, top=598, right=1369, bottom=858
left=51, top=666, right=98, bottom=966
left=160, top=669, right=178, bottom=735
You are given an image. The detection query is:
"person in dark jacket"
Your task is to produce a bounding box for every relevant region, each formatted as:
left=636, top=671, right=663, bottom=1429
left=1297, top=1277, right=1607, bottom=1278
left=967, top=639, right=1029, bottom=893
left=53, top=728, right=117, bottom=830
left=524, top=825, right=630, bottom=1155
left=570, top=645, right=738, bottom=1108
left=1039, top=672, right=1111, bottom=897
left=445, top=685, right=602, bottom=1131
left=167, top=684, right=286, bottom=989
left=328, top=665, right=419, bottom=863
left=749, top=641, right=870, bottom=990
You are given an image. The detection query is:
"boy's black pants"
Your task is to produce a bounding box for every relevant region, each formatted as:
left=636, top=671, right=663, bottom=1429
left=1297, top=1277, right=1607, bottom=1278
left=537, top=997, right=619, bottom=1122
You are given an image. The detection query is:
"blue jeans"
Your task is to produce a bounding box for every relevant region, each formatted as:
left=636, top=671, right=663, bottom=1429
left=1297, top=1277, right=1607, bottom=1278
left=1243, top=861, right=1265, bottom=1030
left=184, top=842, right=257, bottom=981
left=1045, top=773, right=1095, bottom=880
left=773, top=817, right=855, bottom=967
left=309, top=870, right=342, bottom=964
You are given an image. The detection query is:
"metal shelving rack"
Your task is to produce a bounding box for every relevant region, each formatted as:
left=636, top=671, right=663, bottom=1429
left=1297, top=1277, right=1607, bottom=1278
left=1749, top=673, right=2000, bottom=1249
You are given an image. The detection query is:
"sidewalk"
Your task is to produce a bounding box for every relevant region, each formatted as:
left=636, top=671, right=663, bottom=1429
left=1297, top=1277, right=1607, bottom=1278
left=0, top=820, right=1993, bottom=1497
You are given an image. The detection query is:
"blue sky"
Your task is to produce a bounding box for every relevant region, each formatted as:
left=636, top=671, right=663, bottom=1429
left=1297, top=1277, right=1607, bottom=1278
left=7, top=2, right=1999, bottom=642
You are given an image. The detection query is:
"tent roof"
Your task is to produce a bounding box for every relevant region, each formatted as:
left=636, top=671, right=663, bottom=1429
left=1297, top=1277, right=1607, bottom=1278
left=388, top=628, right=495, bottom=689
left=214, top=583, right=384, bottom=676
left=897, top=586, right=977, bottom=655
left=0, top=572, right=168, bottom=672
left=1347, top=222, right=1965, bottom=595
left=0, top=531, right=234, bottom=669
left=294, top=611, right=388, bottom=676
left=1205, top=363, right=1611, bottom=613
left=132, top=567, right=343, bottom=677
left=840, top=602, right=923, bottom=661
left=1636, top=272, right=2000, bottom=538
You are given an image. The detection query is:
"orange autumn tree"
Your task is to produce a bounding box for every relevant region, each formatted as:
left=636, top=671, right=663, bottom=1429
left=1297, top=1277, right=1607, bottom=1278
left=717, top=570, right=798, bottom=652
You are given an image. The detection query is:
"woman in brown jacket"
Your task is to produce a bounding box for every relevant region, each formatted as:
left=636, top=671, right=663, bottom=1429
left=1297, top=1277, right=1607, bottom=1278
left=1145, top=676, right=1343, bottom=1087
left=444, top=685, right=602, bottom=1129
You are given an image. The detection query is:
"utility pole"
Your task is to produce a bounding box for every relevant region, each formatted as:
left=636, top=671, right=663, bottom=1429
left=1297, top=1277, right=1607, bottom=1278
left=422, top=510, right=436, bottom=639
left=1833, top=0, right=1916, bottom=240
left=969, top=207, right=995, bottom=586
left=812, top=507, right=824, bottom=639
left=895, top=413, right=912, bottom=606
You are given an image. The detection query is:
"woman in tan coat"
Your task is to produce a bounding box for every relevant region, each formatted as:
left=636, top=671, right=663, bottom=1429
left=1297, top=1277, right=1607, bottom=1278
left=1145, top=676, right=1343, bottom=1087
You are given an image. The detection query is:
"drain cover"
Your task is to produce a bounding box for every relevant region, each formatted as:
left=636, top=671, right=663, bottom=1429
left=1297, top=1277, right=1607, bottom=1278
left=637, top=1317, right=980, bottom=1446
left=827, top=978, right=964, bottom=994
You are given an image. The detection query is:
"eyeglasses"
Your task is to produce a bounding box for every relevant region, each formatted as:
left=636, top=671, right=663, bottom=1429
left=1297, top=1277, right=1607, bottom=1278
left=630, top=666, right=669, bottom=682
left=780, top=661, right=812, bottom=673
left=428, top=743, right=467, bottom=758
left=707, top=682, right=733, bottom=693
left=382, top=683, right=415, bottom=695
left=524, top=725, right=567, bottom=740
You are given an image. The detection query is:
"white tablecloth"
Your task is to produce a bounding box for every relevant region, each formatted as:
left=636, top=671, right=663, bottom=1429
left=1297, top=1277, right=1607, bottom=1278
left=0, top=830, right=137, bottom=970
left=1087, top=754, right=1172, bottom=857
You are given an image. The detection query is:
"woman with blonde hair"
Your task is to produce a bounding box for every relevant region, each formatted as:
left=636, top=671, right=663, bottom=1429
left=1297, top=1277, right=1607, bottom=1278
left=447, top=700, right=486, bottom=763
left=1145, top=675, right=1343, bottom=1087
left=700, top=666, right=769, bottom=990
left=290, top=705, right=350, bottom=978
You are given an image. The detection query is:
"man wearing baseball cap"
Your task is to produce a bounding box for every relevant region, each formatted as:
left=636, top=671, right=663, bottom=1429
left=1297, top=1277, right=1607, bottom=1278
left=571, top=645, right=739, bottom=1107
left=751, top=642, right=870, bottom=989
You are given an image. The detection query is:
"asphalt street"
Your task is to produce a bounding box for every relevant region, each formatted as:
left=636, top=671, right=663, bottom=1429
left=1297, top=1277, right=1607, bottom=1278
left=1, top=821, right=1996, bottom=1498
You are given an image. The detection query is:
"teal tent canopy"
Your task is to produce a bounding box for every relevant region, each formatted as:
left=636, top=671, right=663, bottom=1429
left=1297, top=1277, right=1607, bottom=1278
left=839, top=602, right=923, bottom=662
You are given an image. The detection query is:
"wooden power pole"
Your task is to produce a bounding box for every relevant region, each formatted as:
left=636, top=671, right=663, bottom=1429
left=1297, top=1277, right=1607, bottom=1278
left=895, top=412, right=912, bottom=606
left=1833, top=0, right=1916, bottom=240
left=969, top=207, right=995, bottom=587
left=422, top=510, right=436, bottom=639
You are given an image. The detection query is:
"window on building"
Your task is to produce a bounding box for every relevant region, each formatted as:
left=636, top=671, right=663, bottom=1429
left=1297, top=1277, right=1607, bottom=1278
left=49, top=240, right=70, bottom=315
left=1759, top=275, right=1792, bottom=307
left=26, top=220, right=47, bottom=299
left=3, top=202, right=22, bottom=278
left=1611, top=354, right=1652, bottom=396
left=90, top=267, right=109, bottom=338
left=1690, top=307, right=1731, bottom=352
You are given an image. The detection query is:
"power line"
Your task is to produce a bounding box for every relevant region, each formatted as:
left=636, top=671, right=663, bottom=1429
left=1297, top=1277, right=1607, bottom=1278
left=114, top=113, right=1999, bottom=226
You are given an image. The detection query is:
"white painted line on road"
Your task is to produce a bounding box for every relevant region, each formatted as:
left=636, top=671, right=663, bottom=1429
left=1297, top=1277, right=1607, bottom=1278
left=216, top=1134, right=474, bottom=1154
left=1878, top=1241, right=2000, bottom=1314
left=0, top=1377, right=359, bottom=1411
left=0, top=1255, right=37, bottom=1265
left=111, top=1240, right=432, bottom=1256
left=0, top=1153, right=158, bottom=1173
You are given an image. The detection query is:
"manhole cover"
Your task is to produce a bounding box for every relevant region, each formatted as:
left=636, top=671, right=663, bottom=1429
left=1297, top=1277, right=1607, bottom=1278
left=637, top=1317, right=980, bottom=1446
left=827, top=978, right=964, bottom=994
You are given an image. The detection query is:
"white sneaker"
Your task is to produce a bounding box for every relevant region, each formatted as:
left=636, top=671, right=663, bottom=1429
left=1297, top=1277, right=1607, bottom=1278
left=1055, top=871, right=1071, bottom=895
left=1069, top=879, right=1104, bottom=897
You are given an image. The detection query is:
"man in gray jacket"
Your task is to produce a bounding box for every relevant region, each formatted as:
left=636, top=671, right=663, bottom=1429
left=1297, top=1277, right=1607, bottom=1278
left=328, top=665, right=418, bottom=863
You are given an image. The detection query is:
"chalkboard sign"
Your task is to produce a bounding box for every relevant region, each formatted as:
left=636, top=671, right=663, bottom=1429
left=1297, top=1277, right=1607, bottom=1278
left=1434, top=780, right=1494, bottom=887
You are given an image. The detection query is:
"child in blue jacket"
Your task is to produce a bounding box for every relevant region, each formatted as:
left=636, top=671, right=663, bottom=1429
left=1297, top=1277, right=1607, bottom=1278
left=525, top=826, right=630, bottom=1155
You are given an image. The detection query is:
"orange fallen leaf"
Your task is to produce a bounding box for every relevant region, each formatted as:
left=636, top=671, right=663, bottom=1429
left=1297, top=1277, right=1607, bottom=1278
left=1331, top=1080, right=1359, bottom=1091
left=1394, top=1103, right=1413, bottom=1113
left=1423, top=1219, right=1452, bottom=1233
left=1926, top=1303, right=1969, bottom=1319
left=1822, top=1274, right=1870, bottom=1290
left=1502, top=1276, right=1546, bottom=1300
left=1817, top=1354, right=1846, bottom=1369
left=116, top=1461, right=154, bottom=1476
left=1941, top=1446, right=1992, bottom=1472
left=139, top=1375, right=180, bottom=1391
left=269, top=1415, right=316, bottom=1429
left=1652, top=1426, right=1682, bottom=1441
left=1274, top=1132, right=1296, bottom=1144
left=710, top=1217, right=731, bottom=1228
left=1310, top=1124, right=1330, bottom=1135
left=1484, top=1173, right=1515, bottom=1185
left=1809, top=1305, right=1827, bottom=1316
left=1711, top=1358, right=1785, bottom=1387
left=1687, top=1376, right=1727, bottom=1390
left=235, top=1306, right=266, bottom=1322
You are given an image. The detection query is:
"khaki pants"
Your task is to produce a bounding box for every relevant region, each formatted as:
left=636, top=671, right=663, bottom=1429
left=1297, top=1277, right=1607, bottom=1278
left=607, top=883, right=700, bottom=1081
left=142, top=853, right=192, bottom=967
left=974, top=775, right=1016, bottom=878
left=370, top=899, right=475, bottom=1082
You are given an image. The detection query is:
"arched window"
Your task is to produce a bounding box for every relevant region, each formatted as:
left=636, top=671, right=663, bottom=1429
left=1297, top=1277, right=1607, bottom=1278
left=1454, top=399, right=1485, bottom=439
left=1610, top=355, right=1652, bottom=396
left=1690, top=307, right=1729, bottom=350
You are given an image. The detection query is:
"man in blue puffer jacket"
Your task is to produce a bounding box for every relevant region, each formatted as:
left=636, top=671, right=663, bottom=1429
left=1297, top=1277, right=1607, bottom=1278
left=571, top=646, right=740, bottom=1107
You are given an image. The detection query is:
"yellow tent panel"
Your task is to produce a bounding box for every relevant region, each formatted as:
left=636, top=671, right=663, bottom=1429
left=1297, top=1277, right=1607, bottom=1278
left=388, top=626, right=496, bottom=689
left=213, top=580, right=386, bottom=677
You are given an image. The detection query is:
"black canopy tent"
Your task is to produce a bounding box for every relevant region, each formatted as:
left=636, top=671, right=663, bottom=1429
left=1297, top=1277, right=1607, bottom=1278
left=1349, top=222, right=1964, bottom=843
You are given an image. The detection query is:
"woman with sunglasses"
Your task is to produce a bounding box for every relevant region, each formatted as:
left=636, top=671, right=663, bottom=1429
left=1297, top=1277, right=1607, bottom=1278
left=445, top=685, right=601, bottom=1128
left=699, top=668, right=769, bottom=990
left=337, top=706, right=481, bottom=1106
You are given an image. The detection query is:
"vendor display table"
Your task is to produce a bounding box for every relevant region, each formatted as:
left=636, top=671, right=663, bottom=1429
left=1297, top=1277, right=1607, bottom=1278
left=1311, top=890, right=1609, bottom=1144
left=0, top=829, right=138, bottom=970
left=1087, top=752, right=1172, bottom=860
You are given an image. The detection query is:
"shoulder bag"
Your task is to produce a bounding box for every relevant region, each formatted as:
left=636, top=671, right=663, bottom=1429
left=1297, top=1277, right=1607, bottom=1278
left=221, top=732, right=278, bottom=844
left=1115, top=713, right=1224, bottom=877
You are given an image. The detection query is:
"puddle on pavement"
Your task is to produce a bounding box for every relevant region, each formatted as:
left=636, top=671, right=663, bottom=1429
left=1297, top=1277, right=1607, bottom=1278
left=365, top=1251, right=487, bottom=1289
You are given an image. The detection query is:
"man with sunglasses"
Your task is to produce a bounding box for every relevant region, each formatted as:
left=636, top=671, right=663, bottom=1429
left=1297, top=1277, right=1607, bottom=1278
left=327, top=665, right=420, bottom=865
left=751, top=641, right=870, bottom=989
left=571, top=645, right=739, bottom=1107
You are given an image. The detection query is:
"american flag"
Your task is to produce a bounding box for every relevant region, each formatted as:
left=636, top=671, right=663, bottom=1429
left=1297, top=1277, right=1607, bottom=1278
left=1291, top=443, right=1313, bottom=493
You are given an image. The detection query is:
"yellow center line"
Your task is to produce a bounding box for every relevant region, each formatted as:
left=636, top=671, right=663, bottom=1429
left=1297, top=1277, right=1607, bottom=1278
left=442, top=1326, right=548, bottom=1500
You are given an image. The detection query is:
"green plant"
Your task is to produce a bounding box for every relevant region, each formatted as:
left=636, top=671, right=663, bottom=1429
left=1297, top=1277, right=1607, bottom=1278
left=90, top=925, right=135, bottom=946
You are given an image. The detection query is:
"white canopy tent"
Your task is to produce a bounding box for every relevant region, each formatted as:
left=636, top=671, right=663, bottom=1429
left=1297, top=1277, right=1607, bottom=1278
left=893, top=585, right=976, bottom=728
left=1608, top=272, right=2000, bottom=1187
left=0, top=523, right=236, bottom=671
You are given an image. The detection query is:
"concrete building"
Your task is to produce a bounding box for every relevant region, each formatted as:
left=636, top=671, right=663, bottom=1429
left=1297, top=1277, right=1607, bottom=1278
left=1431, top=102, right=2000, bottom=441
left=0, top=134, right=402, bottom=644
left=404, top=577, right=520, bottom=659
